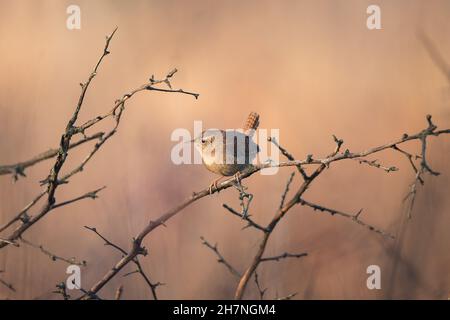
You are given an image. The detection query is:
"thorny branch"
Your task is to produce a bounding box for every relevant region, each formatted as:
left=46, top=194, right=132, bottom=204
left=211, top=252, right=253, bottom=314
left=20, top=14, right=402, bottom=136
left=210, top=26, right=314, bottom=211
left=0, top=28, right=449, bottom=300
left=0, top=28, right=197, bottom=298
left=297, top=199, right=395, bottom=239
left=0, top=28, right=119, bottom=248
left=83, top=114, right=448, bottom=299
left=84, top=226, right=161, bottom=300
left=20, top=237, right=87, bottom=266
left=268, top=137, right=309, bottom=180
left=260, top=252, right=308, bottom=262
left=0, top=132, right=104, bottom=180
left=233, top=135, right=343, bottom=299
left=222, top=204, right=268, bottom=232
left=254, top=272, right=267, bottom=300
left=352, top=158, right=398, bottom=173
left=279, top=172, right=295, bottom=209
left=200, top=236, right=241, bottom=278
left=0, top=27, right=198, bottom=250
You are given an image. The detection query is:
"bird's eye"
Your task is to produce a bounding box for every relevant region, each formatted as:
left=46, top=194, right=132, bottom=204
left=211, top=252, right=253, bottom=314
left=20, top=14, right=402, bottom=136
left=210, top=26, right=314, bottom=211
left=201, top=139, right=206, bottom=144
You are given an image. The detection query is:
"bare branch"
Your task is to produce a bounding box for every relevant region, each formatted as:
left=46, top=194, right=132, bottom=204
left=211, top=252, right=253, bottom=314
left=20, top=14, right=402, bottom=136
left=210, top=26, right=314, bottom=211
left=28, top=31, right=437, bottom=301
left=0, top=132, right=104, bottom=180
left=84, top=226, right=160, bottom=300
left=0, top=35, right=198, bottom=250
left=0, top=190, right=45, bottom=234
left=260, top=252, right=308, bottom=262
left=73, top=69, right=198, bottom=136
left=254, top=272, right=267, bottom=300
left=392, top=145, right=423, bottom=181
left=52, top=186, right=106, bottom=210
left=200, top=236, right=241, bottom=278
left=0, top=29, right=118, bottom=249
left=82, top=116, right=448, bottom=299
left=233, top=136, right=345, bottom=300
left=20, top=237, right=86, bottom=266
left=279, top=172, right=295, bottom=209
left=298, top=198, right=394, bottom=239
left=353, top=158, right=398, bottom=173
left=122, top=271, right=139, bottom=278
left=400, top=115, right=441, bottom=219
left=268, top=137, right=309, bottom=180
left=222, top=204, right=268, bottom=232
left=84, top=226, right=127, bottom=256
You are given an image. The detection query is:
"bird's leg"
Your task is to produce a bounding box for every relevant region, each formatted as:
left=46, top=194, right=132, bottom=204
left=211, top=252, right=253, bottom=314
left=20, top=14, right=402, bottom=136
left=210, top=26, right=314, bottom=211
left=231, top=172, right=252, bottom=219
left=209, top=176, right=225, bottom=195
left=233, top=171, right=242, bottom=186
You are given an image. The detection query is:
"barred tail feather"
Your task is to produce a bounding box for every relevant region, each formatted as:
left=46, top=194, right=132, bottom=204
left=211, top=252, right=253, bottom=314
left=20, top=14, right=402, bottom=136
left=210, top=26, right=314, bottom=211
left=243, top=112, right=260, bottom=134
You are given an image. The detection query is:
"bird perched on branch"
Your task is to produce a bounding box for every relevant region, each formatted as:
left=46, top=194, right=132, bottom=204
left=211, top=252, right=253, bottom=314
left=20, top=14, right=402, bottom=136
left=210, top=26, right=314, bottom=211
left=194, top=112, right=260, bottom=194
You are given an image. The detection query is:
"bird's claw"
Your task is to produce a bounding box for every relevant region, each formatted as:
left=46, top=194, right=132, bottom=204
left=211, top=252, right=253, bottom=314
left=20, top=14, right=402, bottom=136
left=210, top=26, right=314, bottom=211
left=208, top=177, right=222, bottom=195
left=233, top=172, right=242, bottom=186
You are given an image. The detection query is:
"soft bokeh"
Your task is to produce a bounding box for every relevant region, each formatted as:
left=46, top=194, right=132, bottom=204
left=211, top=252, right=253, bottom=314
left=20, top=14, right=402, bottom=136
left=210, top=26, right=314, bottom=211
left=0, top=0, right=449, bottom=299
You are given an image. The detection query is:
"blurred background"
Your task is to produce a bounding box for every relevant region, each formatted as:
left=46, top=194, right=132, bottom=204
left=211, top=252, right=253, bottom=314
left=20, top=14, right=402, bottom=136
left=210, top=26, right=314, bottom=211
left=0, top=0, right=449, bottom=299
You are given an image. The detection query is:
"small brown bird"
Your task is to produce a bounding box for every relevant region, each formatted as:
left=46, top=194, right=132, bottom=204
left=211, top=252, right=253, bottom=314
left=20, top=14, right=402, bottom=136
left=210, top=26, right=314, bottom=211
left=194, top=112, right=260, bottom=193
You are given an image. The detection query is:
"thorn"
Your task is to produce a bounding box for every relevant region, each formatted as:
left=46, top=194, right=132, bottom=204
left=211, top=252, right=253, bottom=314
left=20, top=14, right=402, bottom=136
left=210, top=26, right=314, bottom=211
left=355, top=208, right=363, bottom=220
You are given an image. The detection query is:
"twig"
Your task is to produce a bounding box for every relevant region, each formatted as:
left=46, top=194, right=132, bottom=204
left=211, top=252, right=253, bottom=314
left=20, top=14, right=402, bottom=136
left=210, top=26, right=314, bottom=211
left=279, top=172, right=295, bottom=209
left=0, top=190, right=45, bottom=233
left=392, top=145, right=423, bottom=181
left=20, top=237, right=86, bottom=266
left=260, top=252, right=308, bottom=262
left=298, top=198, right=394, bottom=239
left=222, top=204, right=268, bottom=232
left=401, top=115, right=440, bottom=219
left=233, top=135, right=345, bottom=300
left=0, top=29, right=117, bottom=249
left=0, top=132, right=104, bottom=180
left=254, top=272, right=267, bottom=300
left=353, top=158, right=398, bottom=173
left=84, top=226, right=160, bottom=300
left=200, top=236, right=241, bottom=278
left=0, top=35, right=198, bottom=250
left=268, top=137, right=309, bottom=180
left=72, top=69, right=198, bottom=136
left=57, top=69, right=445, bottom=301
left=122, top=270, right=140, bottom=277
left=82, top=117, right=448, bottom=299
left=53, top=186, right=106, bottom=209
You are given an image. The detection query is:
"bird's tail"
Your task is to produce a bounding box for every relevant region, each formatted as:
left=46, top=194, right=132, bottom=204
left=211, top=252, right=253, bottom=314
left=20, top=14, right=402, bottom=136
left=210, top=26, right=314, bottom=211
left=243, top=112, right=260, bottom=134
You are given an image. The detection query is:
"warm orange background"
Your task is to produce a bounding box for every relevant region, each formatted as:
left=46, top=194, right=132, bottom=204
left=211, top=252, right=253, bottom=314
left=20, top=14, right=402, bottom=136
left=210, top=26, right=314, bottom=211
left=0, top=0, right=449, bottom=299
